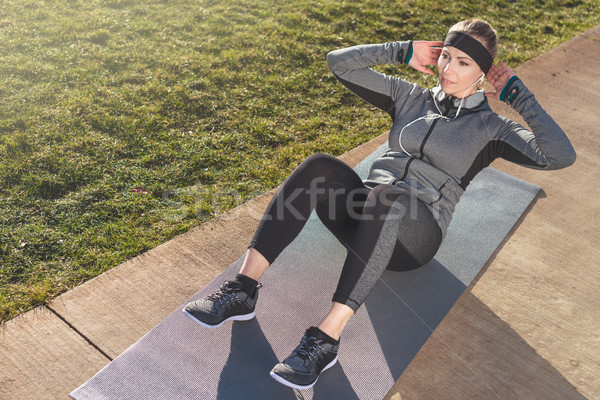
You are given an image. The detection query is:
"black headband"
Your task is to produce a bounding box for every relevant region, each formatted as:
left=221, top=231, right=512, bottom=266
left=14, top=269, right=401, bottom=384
left=443, top=31, right=493, bottom=74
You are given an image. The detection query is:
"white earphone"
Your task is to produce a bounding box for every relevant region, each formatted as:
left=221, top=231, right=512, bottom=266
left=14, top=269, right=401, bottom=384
left=398, top=72, right=486, bottom=156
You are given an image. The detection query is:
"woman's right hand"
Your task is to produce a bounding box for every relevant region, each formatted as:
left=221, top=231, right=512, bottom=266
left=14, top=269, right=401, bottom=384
left=408, top=41, right=444, bottom=75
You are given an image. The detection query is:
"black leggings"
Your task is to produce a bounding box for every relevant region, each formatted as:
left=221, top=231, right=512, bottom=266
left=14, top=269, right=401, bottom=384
left=248, top=153, right=442, bottom=312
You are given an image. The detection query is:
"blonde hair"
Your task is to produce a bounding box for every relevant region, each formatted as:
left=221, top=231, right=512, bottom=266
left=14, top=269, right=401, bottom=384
left=448, top=18, right=498, bottom=91
left=448, top=18, right=498, bottom=60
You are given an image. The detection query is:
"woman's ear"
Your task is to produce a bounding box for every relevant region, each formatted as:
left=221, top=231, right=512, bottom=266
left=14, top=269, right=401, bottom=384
left=479, top=76, right=496, bottom=93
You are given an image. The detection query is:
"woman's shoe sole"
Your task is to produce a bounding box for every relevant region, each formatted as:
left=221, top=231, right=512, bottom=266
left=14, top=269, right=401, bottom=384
left=269, top=356, right=338, bottom=390
left=182, top=310, right=255, bottom=329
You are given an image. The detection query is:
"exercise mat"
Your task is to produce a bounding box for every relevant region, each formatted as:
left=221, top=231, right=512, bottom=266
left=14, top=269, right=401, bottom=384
left=71, top=145, right=540, bottom=400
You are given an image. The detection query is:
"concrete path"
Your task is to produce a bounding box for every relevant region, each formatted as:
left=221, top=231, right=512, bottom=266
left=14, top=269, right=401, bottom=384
left=1, top=26, right=599, bottom=400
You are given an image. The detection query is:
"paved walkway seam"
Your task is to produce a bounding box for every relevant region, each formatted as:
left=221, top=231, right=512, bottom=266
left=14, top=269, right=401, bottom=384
left=46, top=306, right=113, bottom=362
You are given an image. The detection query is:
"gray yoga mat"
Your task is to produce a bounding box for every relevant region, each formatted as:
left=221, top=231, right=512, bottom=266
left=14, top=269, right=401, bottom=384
left=71, top=145, right=540, bottom=400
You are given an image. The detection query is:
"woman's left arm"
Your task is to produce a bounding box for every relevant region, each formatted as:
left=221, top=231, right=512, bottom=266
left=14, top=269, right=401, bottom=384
left=486, top=62, right=576, bottom=170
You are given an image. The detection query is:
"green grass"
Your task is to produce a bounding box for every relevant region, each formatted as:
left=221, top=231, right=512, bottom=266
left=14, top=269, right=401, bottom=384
left=1, top=0, right=598, bottom=323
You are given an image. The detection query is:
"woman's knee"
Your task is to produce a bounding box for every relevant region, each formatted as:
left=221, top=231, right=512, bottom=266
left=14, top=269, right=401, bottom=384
left=292, top=153, right=362, bottom=192
left=299, top=152, right=345, bottom=173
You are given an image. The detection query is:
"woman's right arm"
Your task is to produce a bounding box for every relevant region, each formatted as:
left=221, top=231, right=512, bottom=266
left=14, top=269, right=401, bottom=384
left=327, top=41, right=442, bottom=119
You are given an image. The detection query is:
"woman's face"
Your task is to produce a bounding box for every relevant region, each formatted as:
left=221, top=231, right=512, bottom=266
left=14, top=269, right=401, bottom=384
left=437, top=46, right=484, bottom=99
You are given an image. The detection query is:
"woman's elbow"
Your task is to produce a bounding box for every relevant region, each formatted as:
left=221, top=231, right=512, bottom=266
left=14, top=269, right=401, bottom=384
left=549, top=147, right=577, bottom=170
left=563, top=147, right=577, bottom=168
left=326, top=50, right=340, bottom=70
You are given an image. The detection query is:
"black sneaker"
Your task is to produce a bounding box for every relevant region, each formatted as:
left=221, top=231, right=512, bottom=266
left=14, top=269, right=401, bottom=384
left=182, top=280, right=262, bottom=329
left=270, top=327, right=340, bottom=390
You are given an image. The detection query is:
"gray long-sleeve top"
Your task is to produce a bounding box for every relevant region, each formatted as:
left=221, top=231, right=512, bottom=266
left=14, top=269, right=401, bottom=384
left=327, top=41, right=576, bottom=239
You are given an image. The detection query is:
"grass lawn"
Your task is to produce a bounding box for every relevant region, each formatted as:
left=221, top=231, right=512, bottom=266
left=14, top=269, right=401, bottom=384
left=1, top=0, right=598, bottom=323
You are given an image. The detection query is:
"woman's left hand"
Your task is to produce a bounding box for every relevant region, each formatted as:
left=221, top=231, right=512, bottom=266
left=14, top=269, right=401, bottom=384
left=485, top=61, right=516, bottom=100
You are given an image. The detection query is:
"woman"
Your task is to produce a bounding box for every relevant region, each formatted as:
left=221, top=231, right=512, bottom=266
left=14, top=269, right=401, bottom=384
left=183, top=19, right=576, bottom=390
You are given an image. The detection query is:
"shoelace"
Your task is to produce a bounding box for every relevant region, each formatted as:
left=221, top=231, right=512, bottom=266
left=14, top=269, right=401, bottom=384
left=207, top=282, right=263, bottom=303
left=295, top=335, right=322, bottom=363
left=207, top=282, right=236, bottom=302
